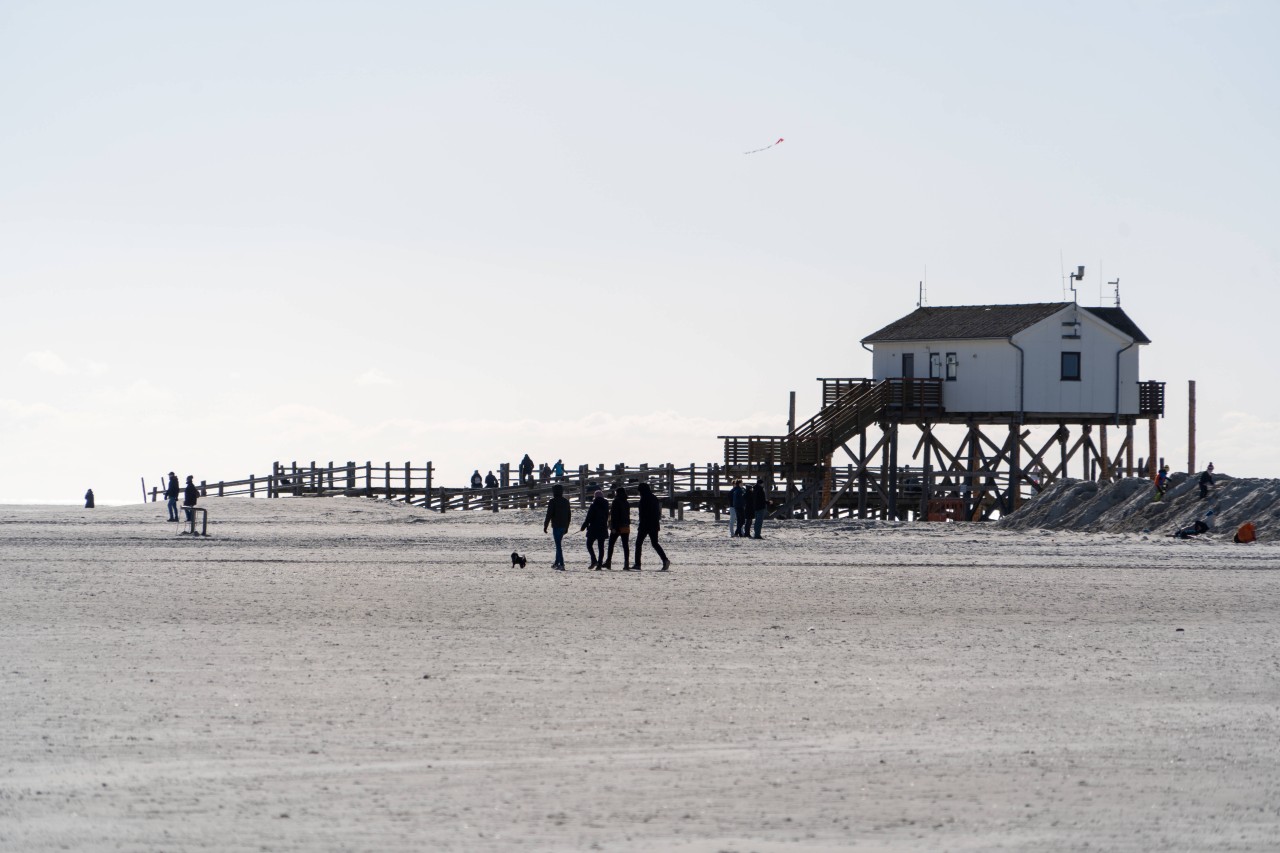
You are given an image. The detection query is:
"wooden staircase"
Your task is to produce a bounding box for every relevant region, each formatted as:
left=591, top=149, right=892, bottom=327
left=722, top=377, right=944, bottom=472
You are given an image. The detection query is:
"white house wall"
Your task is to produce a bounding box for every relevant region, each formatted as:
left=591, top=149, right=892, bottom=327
left=870, top=305, right=1143, bottom=416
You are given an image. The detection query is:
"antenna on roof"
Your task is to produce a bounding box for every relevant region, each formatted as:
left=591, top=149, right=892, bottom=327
left=1110, top=278, right=1121, bottom=307
left=1068, top=265, right=1084, bottom=303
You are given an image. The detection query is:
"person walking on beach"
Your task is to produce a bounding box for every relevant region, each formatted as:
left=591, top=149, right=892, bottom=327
left=751, top=478, right=769, bottom=539
left=605, top=486, right=631, bottom=570
left=543, top=484, right=571, bottom=570
left=581, top=489, right=609, bottom=569
left=165, top=471, right=180, bottom=521
left=182, top=476, right=199, bottom=523
left=1199, top=463, right=1215, bottom=500
left=519, top=454, right=534, bottom=485
left=634, top=482, right=670, bottom=571
left=470, top=470, right=483, bottom=489
left=729, top=479, right=745, bottom=537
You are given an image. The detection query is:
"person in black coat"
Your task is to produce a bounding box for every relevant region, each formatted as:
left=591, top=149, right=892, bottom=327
left=84, top=489, right=94, bottom=509
left=604, top=486, right=631, bottom=570
left=519, top=454, right=534, bottom=485
left=182, top=476, right=199, bottom=523
left=741, top=482, right=756, bottom=538
left=484, top=471, right=498, bottom=489
left=730, top=480, right=745, bottom=537
left=580, top=489, right=609, bottom=570
left=634, top=482, right=670, bottom=571
left=751, top=479, right=769, bottom=538
left=470, top=470, right=483, bottom=489
left=165, top=471, right=180, bottom=521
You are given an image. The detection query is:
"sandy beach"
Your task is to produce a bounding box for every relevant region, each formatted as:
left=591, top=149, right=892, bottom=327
left=3, top=496, right=1279, bottom=852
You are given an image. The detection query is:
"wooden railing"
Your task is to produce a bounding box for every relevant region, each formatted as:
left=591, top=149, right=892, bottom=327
left=1138, top=380, right=1165, bottom=417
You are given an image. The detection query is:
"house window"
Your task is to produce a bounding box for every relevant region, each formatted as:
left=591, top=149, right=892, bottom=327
left=1061, top=351, right=1081, bottom=381
left=929, top=353, right=941, bottom=379
left=945, top=352, right=958, bottom=381
left=902, top=352, right=915, bottom=379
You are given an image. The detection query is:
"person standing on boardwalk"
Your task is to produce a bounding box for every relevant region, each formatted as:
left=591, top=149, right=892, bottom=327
left=553, top=459, right=565, bottom=480
left=519, top=454, right=534, bottom=485
left=729, top=479, right=745, bottom=537
left=543, top=484, right=571, bottom=570
left=182, top=476, right=199, bottom=523
left=605, top=486, right=631, bottom=570
left=751, top=478, right=769, bottom=539
left=470, top=470, right=483, bottom=489
left=165, top=472, right=180, bottom=522
left=634, top=482, right=670, bottom=571
left=581, top=489, right=609, bottom=569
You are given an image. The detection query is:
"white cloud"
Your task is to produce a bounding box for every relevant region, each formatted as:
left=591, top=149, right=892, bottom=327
left=86, top=361, right=109, bottom=377
left=0, top=397, right=64, bottom=422
left=88, top=379, right=170, bottom=405
left=357, top=368, right=395, bottom=386
left=22, top=350, right=75, bottom=376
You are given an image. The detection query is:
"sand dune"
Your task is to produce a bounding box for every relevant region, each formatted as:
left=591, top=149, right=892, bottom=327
left=3, top=497, right=1279, bottom=851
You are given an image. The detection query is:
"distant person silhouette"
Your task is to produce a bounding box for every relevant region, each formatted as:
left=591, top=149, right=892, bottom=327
left=730, top=479, right=746, bottom=537
left=182, top=476, right=199, bottom=524
left=581, top=489, right=609, bottom=569
left=519, top=454, right=534, bottom=485
left=553, top=459, right=565, bottom=479
left=543, top=484, right=571, bottom=570
left=84, top=488, right=94, bottom=509
left=471, top=470, right=483, bottom=489
left=751, top=479, right=769, bottom=538
left=634, top=482, right=670, bottom=571
left=605, top=486, right=631, bottom=570
left=1199, top=463, right=1215, bottom=500
left=165, top=471, right=180, bottom=521
left=485, top=470, right=498, bottom=489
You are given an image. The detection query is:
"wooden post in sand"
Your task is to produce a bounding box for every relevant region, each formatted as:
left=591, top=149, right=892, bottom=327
left=712, top=464, right=721, bottom=521
left=426, top=462, right=434, bottom=510
left=1188, top=380, right=1196, bottom=475
left=1125, top=425, right=1134, bottom=477
left=404, top=462, right=412, bottom=503
left=1147, top=419, right=1158, bottom=478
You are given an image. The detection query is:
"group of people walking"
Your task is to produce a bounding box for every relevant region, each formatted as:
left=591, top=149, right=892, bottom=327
left=162, top=471, right=202, bottom=524
left=729, top=478, right=769, bottom=538
left=542, top=482, right=670, bottom=572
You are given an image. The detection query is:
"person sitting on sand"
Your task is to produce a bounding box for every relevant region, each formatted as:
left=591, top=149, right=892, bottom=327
left=1199, top=463, right=1215, bottom=500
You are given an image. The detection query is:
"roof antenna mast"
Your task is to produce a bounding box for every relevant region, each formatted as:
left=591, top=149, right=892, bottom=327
left=1110, top=277, right=1121, bottom=307
left=917, top=266, right=928, bottom=309
left=1068, top=265, right=1084, bottom=304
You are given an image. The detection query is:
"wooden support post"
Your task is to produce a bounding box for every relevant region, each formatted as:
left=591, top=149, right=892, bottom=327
left=218, top=481, right=224, bottom=497
left=366, top=461, right=372, bottom=492
left=1147, top=418, right=1158, bottom=478
left=887, top=423, right=899, bottom=520
left=713, top=464, right=721, bottom=521
left=1125, top=425, right=1134, bottom=477
left=857, top=430, right=868, bottom=519
left=404, top=462, right=412, bottom=502
left=426, top=462, right=434, bottom=509
left=1058, top=426, right=1069, bottom=480
left=667, top=463, right=676, bottom=517
left=272, top=462, right=279, bottom=498
left=1009, top=422, right=1021, bottom=512
left=440, top=488, right=448, bottom=512
left=880, top=425, right=891, bottom=520
left=788, top=391, right=796, bottom=434
left=500, top=463, right=510, bottom=490
left=1099, top=425, right=1109, bottom=481
left=199, top=480, right=207, bottom=498
left=383, top=462, right=391, bottom=499
left=1081, top=424, right=1092, bottom=480
left=1188, top=379, right=1196, bottom=474
left=250, top=474, right=255, bottom=498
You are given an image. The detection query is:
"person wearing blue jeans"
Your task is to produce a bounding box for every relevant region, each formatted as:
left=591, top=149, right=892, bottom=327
left=165, top=471, right=180, bottom=522
left=543, top=484, right=572, bottom=570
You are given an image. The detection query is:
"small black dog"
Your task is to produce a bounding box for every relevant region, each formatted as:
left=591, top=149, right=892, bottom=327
left=510, top=551, right=527, bottom=568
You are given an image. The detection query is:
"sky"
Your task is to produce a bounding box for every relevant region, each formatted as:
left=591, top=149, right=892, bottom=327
left=2, top=0, right=1278, bottom=504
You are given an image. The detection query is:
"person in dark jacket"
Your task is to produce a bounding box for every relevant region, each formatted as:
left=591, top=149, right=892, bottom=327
left=741, top=482, right=756, bottom=537
left=1199, top=463, right=1215, bottom=500
left=729, top=480, right=745, bottom=537
left=634, top=482, right=670, bottom=571
left=581, top=489, right=609, bottom=569
left=605, top=486, right=631, bottom=570
left=165, top=471, right=180, bottom=521
left=751, top=479, right=769, bottom=539
left=519, top=454, right=534, bottom=485
left=470, top=470, right=483, bottom=489
left=182, top=476, right=199, bottom=523
left=543, top=484, right=572, bottom=570
left=484, top=470, right=498, bottom=489
left=84, top=488, right=95, bottom=509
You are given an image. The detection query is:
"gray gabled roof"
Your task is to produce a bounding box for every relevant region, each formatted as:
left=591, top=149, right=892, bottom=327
left=861, top=302, right=1150, bottom=344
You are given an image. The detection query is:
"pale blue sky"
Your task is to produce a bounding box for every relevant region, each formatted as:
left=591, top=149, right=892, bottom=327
left=3, top=1, right=1277, bottom=502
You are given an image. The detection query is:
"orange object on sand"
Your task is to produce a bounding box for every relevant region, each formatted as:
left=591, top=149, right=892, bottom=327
left=1235, top=522, right=1257, bottom=544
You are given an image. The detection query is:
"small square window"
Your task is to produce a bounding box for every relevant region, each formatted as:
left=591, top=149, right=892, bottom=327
left=945, top=353, right=958, bottom=381
left=1061, top=351, right=1081, bottom=381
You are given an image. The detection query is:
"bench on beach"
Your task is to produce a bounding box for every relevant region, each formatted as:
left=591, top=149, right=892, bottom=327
left=183, top=507, right=209, bottom=536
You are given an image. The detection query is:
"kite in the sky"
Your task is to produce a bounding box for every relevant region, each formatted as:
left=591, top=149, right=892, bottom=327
left=744, top=138, right=784, bottom=154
